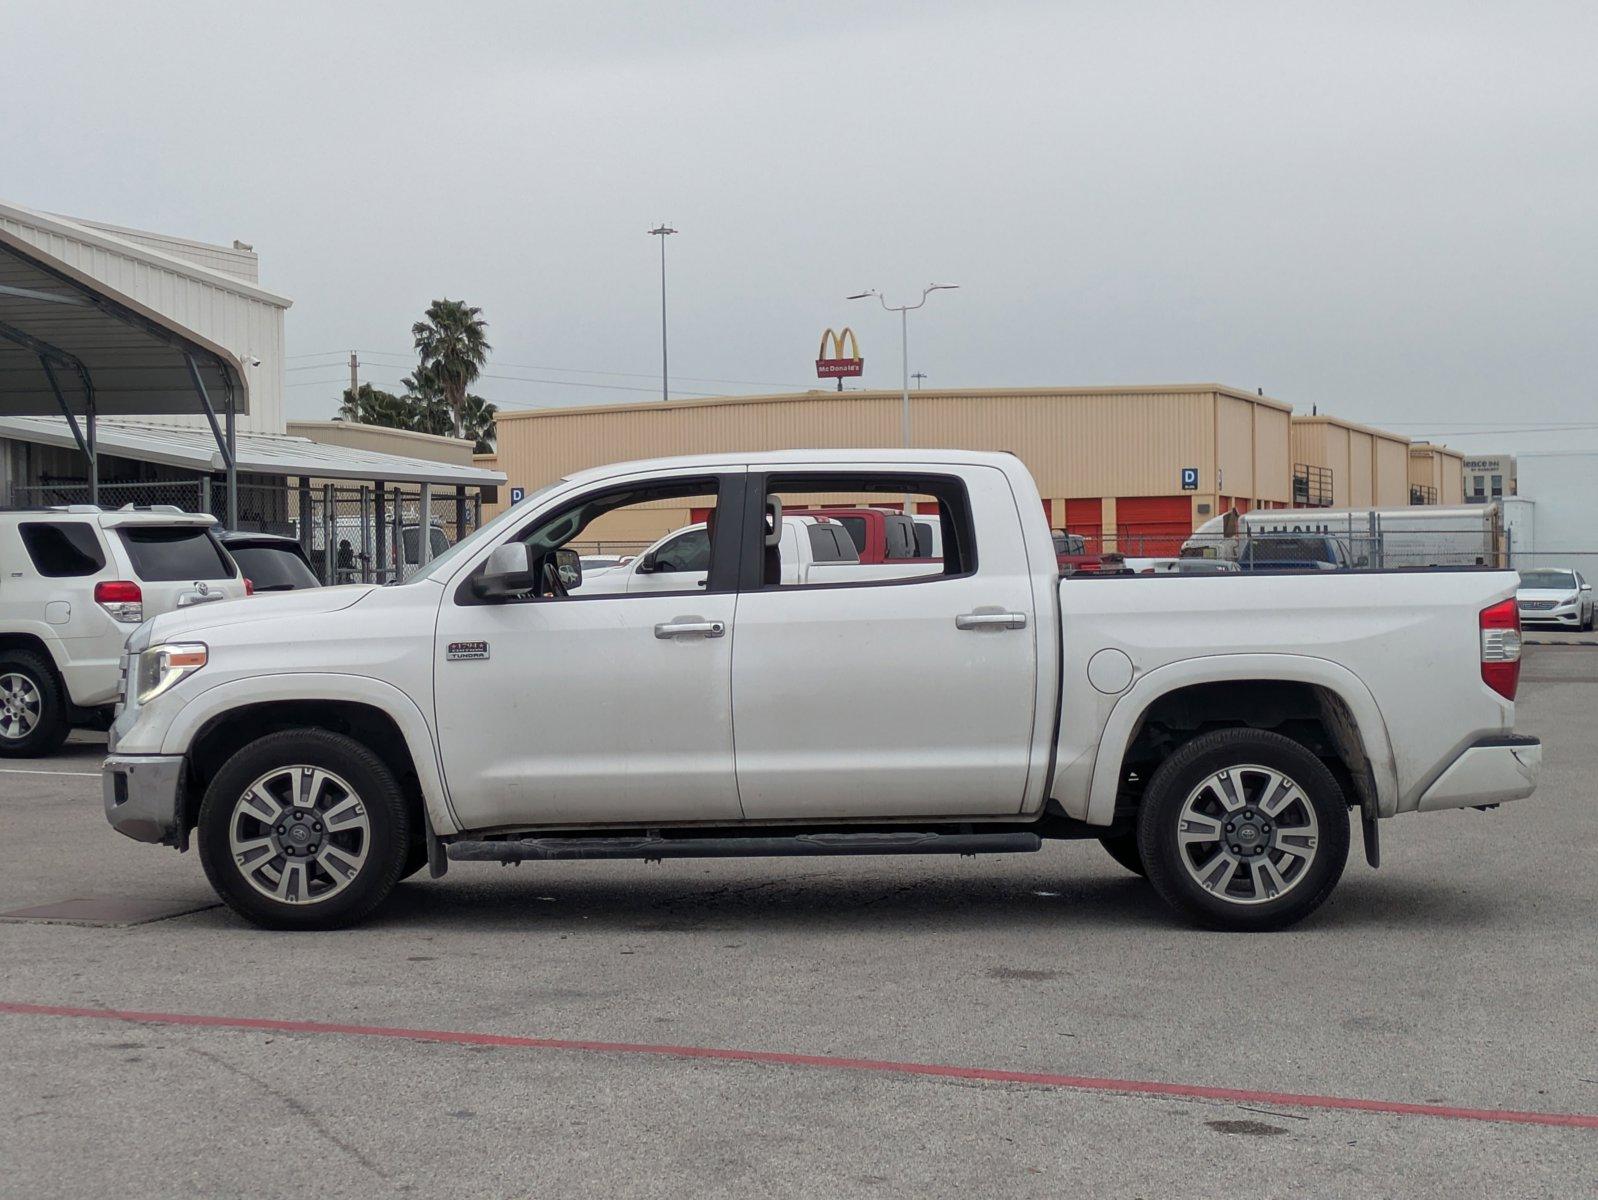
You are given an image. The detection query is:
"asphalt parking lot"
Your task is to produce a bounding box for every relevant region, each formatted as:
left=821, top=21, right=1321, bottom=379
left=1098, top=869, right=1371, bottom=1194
left=1, top=646, right=1594, bottom=1198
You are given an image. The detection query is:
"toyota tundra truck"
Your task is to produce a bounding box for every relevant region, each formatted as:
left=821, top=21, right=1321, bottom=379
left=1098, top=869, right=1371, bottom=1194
left=102, top=450, right=1541, bottom=931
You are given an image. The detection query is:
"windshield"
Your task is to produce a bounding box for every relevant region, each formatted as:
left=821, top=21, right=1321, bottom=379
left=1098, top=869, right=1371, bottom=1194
left=401, top=482, right=562, bottom=584
left=1519, top=570, right=1576, bottom=590
left=1244, top=537, right=1335, bottom=563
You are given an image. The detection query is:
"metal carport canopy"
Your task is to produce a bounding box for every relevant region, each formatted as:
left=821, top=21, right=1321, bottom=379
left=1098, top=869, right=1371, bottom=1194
left=0, top=416, right=506, bottom=488
left=0, top=227, right=246, bottom=518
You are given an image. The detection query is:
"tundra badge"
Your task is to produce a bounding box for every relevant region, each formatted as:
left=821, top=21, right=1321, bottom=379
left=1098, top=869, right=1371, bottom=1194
left=447, top=641, right=490, bottom=662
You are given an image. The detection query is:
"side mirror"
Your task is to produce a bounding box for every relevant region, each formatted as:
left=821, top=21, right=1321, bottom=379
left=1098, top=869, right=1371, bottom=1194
left=635, top=551, right=658, bottom=574
left=553, top=547, right=582, bottom=589
left=473, top=543, right=538, bottom=599
left=764, top=495, right=782, bottom=547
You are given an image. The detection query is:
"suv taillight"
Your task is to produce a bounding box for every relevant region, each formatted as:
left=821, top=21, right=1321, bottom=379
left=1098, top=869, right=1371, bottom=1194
left=95, top=580, right=144, bottom=624
left=244, top=578, right=255, bottom=596
left=1480, top=598, right=1522, bottom=700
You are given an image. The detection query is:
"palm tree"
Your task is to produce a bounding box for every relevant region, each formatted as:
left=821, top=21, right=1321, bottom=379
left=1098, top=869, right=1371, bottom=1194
left=338, top=383, right=419, bottom=430
left=457, top=393, right=498, bottom=454
left=411, top=299, right=490, bottom=440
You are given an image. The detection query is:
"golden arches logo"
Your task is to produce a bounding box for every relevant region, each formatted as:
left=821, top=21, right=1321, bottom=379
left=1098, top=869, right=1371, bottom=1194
left=816, top=327, right=863, bottom=379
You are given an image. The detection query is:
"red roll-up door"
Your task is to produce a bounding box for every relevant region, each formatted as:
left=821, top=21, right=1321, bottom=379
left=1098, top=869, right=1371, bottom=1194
left=1063, top=499, right=1102, bottom=551
left=1117, top=496, right=1193, bottom=556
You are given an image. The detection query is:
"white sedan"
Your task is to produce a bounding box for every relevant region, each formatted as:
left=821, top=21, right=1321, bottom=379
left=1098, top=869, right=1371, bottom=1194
left=1516, top=568, right=1595, bottom=630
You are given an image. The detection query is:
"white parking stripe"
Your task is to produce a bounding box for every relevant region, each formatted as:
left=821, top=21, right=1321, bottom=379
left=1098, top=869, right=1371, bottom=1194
left=0, top=768, right=101, bottom=778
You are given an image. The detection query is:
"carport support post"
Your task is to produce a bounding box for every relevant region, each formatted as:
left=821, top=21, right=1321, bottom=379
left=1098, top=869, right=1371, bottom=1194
left=374, top=481, right=388, bottom=582
left=84, top=391, right=97, bottom=508
left=454, top=485, right=466, bottom=542
left=321, top=483, right=336, bottom=585
left=223, top=378, right=238, bottom=531
left=359, top=485, right=372, bottom=583
left=419, top=483, right=434, bottom=566
left=184, top=354, right=237, bottom=529
left=297, top=476, right=312, bottom=557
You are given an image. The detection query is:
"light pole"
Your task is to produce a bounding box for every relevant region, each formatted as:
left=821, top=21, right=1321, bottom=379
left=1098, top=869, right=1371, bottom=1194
left=648, top=224, right=677, bottom=401
left=847, top=285, right=958, bottom=450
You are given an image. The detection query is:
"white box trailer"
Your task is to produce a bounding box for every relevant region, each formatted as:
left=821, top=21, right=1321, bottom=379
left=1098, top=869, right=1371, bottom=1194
left=1184, top=504, right=1504, bottom=568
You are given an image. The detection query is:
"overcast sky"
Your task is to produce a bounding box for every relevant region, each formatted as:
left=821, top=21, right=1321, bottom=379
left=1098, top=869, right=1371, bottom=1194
left=7, top=1, right=1596, bottom=450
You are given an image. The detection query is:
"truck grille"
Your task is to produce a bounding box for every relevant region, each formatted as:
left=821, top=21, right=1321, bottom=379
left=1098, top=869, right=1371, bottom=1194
left=115, top=651, right=131, bottom=708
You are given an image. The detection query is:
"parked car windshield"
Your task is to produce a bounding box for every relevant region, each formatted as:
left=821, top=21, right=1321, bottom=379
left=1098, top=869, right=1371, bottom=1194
left=1519, top=570, right=1576, bottom=590
left=228, top=543, right=320, bottom=591
left=1244, top=537, right=1334, bottom=563
left=118, top=526, right=233, bottom=581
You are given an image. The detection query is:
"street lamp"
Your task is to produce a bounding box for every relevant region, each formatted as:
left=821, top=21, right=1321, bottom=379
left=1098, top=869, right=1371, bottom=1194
left=847, top=285, right=958, bottom=449
left=648, top=225, right=677, bottom=401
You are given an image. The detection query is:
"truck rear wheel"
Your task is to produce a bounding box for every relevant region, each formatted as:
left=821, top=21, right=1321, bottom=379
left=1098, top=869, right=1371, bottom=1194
left=1137, top=729, right=1349, bottom=931
left=0, top=651, right=71, bottom=758
left=197, top=729, right=412, bottom=930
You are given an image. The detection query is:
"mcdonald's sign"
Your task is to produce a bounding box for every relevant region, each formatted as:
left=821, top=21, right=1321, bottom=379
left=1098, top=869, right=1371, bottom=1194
left=816, top=327, right=863, bottom=379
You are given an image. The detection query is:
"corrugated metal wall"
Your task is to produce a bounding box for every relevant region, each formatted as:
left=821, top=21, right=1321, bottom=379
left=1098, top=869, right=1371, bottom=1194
left=1291, top=417, right=1414, bottom=507
left=0, top=211, right=287, bottom=435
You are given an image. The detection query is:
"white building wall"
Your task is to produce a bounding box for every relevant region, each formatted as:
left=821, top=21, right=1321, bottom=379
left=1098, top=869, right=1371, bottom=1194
left=1514, top=453, right=1598, bottom=579
left=0, top=205, right=289, bottom=435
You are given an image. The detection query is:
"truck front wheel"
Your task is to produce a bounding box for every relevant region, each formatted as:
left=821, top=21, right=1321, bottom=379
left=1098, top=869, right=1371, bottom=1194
left=197, top=729, right=412, bottom=930
left=1136, top=729, right=1349, bottom=931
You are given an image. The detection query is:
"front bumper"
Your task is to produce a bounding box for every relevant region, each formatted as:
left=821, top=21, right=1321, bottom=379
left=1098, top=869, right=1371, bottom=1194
left=1519, top=605, right=1582, bottom=626
left=103, top=754, right=187, bottom=847
left=1415, top=735, right=1541, bottom=813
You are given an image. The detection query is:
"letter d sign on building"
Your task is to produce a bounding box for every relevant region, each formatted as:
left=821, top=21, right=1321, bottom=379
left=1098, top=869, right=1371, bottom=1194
left=1181, top=468, right=1199, bottom=491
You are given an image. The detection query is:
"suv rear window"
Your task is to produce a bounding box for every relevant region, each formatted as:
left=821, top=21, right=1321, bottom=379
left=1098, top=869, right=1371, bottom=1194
left=19, top=522, right=106, bottom=577
left=118, top=526, right=233, bottom=581
left=228, top=543, right=320, bottom=591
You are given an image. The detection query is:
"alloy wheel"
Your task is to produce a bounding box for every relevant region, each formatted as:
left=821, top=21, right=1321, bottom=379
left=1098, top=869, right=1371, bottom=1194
left=0, top=672, right=42, bottom=741
left=1175, top=764, right=1320, bottom=905
left=227, top=765, right=372, bottom=904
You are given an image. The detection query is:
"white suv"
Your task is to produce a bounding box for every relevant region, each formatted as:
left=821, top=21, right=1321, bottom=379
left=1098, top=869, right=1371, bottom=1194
left=0, top=506, right=247, bottom=755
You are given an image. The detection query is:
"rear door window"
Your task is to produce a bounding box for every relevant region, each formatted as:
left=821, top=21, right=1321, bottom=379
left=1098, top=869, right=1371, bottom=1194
left=118, top=526, right=233, bottom=581
left=19, top=522, right=106, bottom=577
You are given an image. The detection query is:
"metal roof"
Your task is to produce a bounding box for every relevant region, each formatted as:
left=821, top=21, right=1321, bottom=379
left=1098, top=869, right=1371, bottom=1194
left=0, top=416, right=506, bottom=486
left=0, top=226, right=245, bottom=418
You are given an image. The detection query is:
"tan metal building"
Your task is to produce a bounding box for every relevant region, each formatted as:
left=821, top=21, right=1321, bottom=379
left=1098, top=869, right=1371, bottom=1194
left=479, top=384, right=1295, bottom=553
left=1288, top=415, right=1413, bottom=509
left=1407, top=442, right=1467, bottom=505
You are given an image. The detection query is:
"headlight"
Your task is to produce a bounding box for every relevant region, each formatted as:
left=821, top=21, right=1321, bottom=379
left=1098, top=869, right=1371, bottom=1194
left=136, top=643, right=208, bottom=704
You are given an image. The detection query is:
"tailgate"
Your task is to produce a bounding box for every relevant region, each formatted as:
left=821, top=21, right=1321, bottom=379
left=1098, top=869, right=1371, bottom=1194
left=114, top=525, right=246, bottom=616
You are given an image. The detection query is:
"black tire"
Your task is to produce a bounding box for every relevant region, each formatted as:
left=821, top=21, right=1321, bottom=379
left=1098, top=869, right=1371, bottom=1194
left=197, top=729, right=412, bottom=930
left=1137, top=729, right=1350, bottom=931
left=1098, top=831, right=1147, bottom=877
left=0, top=650, right=71, bottom=758
left=398, top=839, right=430, bottom=882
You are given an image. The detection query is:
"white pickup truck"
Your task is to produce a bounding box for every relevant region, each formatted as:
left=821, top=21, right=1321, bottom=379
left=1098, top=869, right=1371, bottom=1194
left=103, top=450, right=1541, bottom=932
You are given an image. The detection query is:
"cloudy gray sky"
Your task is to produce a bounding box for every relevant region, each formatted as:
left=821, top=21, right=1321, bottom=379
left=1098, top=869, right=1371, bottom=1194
left=7, top=0, right=1596, bottom=450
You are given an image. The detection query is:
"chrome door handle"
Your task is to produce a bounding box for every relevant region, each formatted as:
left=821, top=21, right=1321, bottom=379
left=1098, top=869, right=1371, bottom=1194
left=654, top=619, right=726, bottom=639
left=956, top=611, right=1027, bottom=630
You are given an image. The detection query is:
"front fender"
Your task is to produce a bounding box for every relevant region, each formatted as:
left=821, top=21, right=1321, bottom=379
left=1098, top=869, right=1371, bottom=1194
left=1075, top=654, right=1399, bottom=827
left=160, top=673, right=461, bottom=834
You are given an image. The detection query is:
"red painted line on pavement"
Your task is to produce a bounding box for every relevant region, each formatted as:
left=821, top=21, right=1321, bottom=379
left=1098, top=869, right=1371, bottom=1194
left=3, top=1000, right=1594, bottom=1131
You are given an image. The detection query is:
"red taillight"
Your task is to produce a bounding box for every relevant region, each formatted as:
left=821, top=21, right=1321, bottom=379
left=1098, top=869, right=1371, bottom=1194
left=94, top=580, right=141, bottom=603
left=244, top=578, right=255, bottom=596
left=94, top=579, right=144, bottom=624
left=1480, top=599, right=1522, bottom=701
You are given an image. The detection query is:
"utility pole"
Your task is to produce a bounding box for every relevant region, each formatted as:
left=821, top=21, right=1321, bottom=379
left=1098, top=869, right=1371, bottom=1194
left=911, top=372, right=928, bottom=389
left=648, top=225, right=677, bottom=402
left=348, top=351, right=359, bottom=404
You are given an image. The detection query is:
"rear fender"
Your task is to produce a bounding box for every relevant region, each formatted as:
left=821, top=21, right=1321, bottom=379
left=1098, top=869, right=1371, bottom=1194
left=1080, top=654, right=1399, bottom=827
